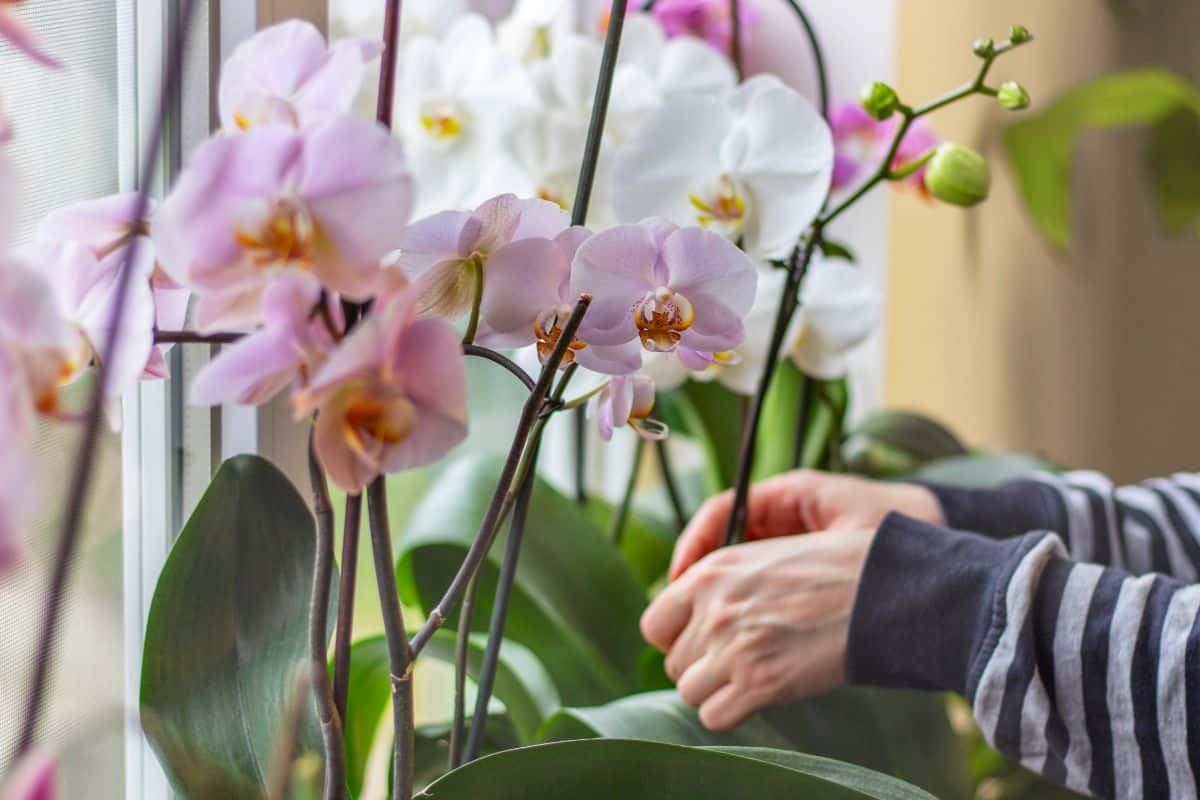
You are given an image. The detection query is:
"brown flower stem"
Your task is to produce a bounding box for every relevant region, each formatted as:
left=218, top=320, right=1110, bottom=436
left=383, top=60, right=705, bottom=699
left=153, top=330, right=243, bottom=344
left=608, top=438, right=645, bottom=546
left=730, top=0, right=743, bottom=78
left=375, top=0, right=403, bottom=128
left=366, top=476, right=414, bottom=800
left=655, top=437, right=689, bottom=531
left=331, top=492, right=363, bottom=726
left=14, top=0, right=199, bottom=758
left=408, top=297, right=591, bottom=658
left=307, top=433, right=348, bottom=800
left=448, top=566, right=481, bottom=769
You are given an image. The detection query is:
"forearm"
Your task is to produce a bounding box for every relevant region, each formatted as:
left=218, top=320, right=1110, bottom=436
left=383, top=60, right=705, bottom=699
left=927, top=471, right=1200, bottom=580
left=848, top=513, right=1200, bottom=798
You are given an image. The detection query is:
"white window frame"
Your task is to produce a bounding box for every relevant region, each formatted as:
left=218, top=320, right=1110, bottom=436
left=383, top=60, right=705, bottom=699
left=121, top=2, right=327, bottom=798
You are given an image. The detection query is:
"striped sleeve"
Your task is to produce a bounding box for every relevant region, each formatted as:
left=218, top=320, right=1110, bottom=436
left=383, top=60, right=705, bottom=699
left=847, top=514, right=1200, bottom=799
left=928, top=472, right=1200, bottom=580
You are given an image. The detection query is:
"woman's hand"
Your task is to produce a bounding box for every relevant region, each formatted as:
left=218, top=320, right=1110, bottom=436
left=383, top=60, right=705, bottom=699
left=668, top=470, right=943, bottom=580
left=641, top=528, right=876, bottom=731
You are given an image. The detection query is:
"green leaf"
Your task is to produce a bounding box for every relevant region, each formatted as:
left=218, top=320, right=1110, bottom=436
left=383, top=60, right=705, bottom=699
left=395, top=454, right=647, bottom=705
left=140, top=455, right=332, bottom=795
left=1004, top=68, right=1200, bottom=250
left=675, top=379, right=744, bottom=490
left=910, top=453, right=1058, bottom=488
left=423, top=739, right=935, bottom=799
left=1148, top=107, right=1200, bottom=232
left=753, top=369, right=850, bottom=480
left=843, top=411, right=969, bottom=478
left=708, top=748, right=937, bottom=800
left=819, top=239, right=858, bottom=262
left=540, top=689, right=969, bottom=800
left=585, top=497, right=676, bottom=589
left=342, top=638, right=393, bottom=798
left=411, top=716, right=522, bottom=791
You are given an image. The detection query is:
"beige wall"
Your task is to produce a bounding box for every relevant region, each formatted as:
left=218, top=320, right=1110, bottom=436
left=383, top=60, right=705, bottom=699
left=886, top=0, right=1200, bottom=482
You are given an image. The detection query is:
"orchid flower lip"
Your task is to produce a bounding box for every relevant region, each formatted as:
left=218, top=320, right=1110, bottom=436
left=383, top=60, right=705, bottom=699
left=633, top=285, right=694, bottom=353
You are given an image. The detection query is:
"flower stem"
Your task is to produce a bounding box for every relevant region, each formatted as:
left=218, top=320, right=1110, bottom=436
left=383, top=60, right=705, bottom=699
left=730, top=0, right=744, bottom=79
left=569, top=0, right=628, bottom=227
left=462, top=344, right=537, bottom=391
left=791, top=374, right=815, bottom=468
left=655, top=437, right=689, bottom=531
left=306, top=433, right=348, bottom=800
left=408, top=297, right=592, bottom=658
left=14, top=0, right=199, bottom=758
left=609, top=438, right=645, bottom=546
left=779, top=0, right=830, bottom=119
left=461, top=256, right=485, bottom=345
left=332, top=492, right=363, bottom=726
left=375, top=0, right=404, bottom=128
left=573, top=407, right=588, bottom=505
left=366, top=476, right=414, bottom=800
left=448, top=566, right=482, bottom=769
left=154, top=330, right=243, bottom=344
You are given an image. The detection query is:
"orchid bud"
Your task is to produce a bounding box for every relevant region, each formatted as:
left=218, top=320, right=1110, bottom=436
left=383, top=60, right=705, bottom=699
left=923, top=143, right=991, bottom=207
left=860, top=81, right=900, bottom=121
left=972, top=37, right=995, bottom=58
left=1009, top=24, right=1033, bottom=44
left=997, top=81, right=1031, bottom=110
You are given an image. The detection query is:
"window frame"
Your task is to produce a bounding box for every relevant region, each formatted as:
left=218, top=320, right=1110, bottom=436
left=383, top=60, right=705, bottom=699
left=120, top=2, right=327, bottom=798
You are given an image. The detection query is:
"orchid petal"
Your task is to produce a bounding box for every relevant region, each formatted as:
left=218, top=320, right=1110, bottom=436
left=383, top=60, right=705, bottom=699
left=570, top=223, right=658, bottom=344
left=477, top=237, right=570, bottom=349
left=0, top=11, right=60, bottom=68
left=217, top=19, right=328, bottom=131
left=0, top=747, right=57, bottom=800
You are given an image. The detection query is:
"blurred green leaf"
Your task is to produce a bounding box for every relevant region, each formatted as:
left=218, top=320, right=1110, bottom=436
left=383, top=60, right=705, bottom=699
left=1148, top=107, right=1200, bottom=232
left=424, top=739, right=937, bottom=799
left=395, top=454, right=647, bottom=706
left=911, top=453, right=1058, bottom=487
left=1005, top=68, right=1200, bottom=250
left=843, top=411, right=969, bottom=478
left=754, top=368, right=850, bottom=480
left=710, top=748, right=937, bottom=800
left=819, top=240, right=858, bottom=262
left=676, top=379, right=744, bottom=490
left=141, top=455, right=332, bottom=795
left=585, top=497, right=675, bottom=589
left=541, top=689, right=969, bottom=800
left=411, top=716, right=522, bottom=791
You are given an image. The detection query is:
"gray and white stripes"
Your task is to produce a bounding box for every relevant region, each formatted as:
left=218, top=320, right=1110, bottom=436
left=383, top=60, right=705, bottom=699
left=958, top=472, right=1200, bottom=798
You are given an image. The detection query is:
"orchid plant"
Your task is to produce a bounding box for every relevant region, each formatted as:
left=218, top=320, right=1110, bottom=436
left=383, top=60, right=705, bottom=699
left=0, top=2, right=1037, bottom=799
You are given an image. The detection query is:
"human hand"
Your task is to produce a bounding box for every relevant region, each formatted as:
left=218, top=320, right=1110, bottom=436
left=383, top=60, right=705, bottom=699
left=642, top=529, right=875, bottom=730
left=668, top=470, right=943, bottom=580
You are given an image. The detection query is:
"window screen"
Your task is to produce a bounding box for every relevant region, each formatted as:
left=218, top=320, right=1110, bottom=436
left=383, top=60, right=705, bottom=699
left=0, top=2, right=136, bottom=796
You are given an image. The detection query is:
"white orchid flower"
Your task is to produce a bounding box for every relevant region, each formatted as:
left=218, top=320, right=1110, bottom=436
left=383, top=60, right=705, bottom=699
left=497, top=0, right=582, bottom=63
left=395, top=14, right=540, bottom=215
left=655, top=260, right=879, bottom=396
left=613, top=74, right=833, bottom=261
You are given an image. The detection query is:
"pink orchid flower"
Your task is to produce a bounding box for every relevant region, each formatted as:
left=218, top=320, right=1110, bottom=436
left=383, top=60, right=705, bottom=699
left=293, top=287, right=468, bottom=493
left=569, top=218, right=757, bottom=373
left=588, top=373, right=667, bottom=441
left=0, top=345, right=34, bottom=575
left=830, top=102, right=940, bottom=194
left=476, top=225, right=641, bottom=374
left=154, top=115, right=414, bottom=331
left=37, top=193, right=189, bottom=379
left=0, top=748, right=56, bottom=800
left=0, top=256, right=76, bottom=421
left=190, top=273, right=343, bottom=407
left=218, top=19, right=380, bottom=132
left=395, top=193, right=569, bottom=319
left=0, top=1, right=59, bottom=68
left=646, top=0, right=759, bottom=56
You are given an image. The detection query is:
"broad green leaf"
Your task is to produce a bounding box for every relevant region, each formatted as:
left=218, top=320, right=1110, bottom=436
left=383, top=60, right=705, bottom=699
left=754, top=368, right=850, bottom=480
left=141, top=455, right=333, bottom=795
left=541, top=689, right=969, bottom=800
left=911, top=453, right=1058, bottom=488
left=342, top=638, right=393, bottom=798
left=709, top=748, right=937, bottom=800
left=423, top=739, right=934, bottom=799
left=843, top=411, right=968, bottom=478
left=585, top=497, right=676, bottom=588
left=676, top=379, right=744, bottom=490
left=1148, top=107, right=1200, bottom=232
left=411, top=717, right=521, bottom=791
left=1004, top=68, right=1200, bottom=250
left=395, top=454, right=647, bottom=705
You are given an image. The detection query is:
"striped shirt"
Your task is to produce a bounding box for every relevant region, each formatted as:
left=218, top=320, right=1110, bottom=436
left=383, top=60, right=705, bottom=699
left=845, top=471, right=1200, bottom=800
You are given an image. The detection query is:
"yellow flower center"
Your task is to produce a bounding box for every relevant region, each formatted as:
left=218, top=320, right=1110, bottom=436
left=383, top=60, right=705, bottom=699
left=534, top=306, right=587, bottom=366
left=688, top=175, right=748, bottom=237
left=419, top=98, right=468, bottom=142
left=634, top=287, right=694, bottom=353
left=234, top=200, right=315, bottom=271
left=341, top=393, right=417, bottom=465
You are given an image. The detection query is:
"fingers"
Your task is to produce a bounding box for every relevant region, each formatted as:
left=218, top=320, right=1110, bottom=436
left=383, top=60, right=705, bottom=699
left=640, top=570, right=698, bottom=653
left=669, top=472, right=817, bottom=581
left=698, top=681, right=777, bottom=731
left=676, top=653, right=730, bottom=709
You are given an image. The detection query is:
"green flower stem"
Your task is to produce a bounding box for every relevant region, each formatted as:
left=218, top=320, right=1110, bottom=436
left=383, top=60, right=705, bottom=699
left=15, top=0, right=200, bottom=758
left=461, top=255, right=485, bottom=345
left=408, top=298, right=592, bottom=658
left=655, top=437, right=690, bottom=531
left=367, top=475, right=415, bottom=800
left=790, top=374, right=816, bottom=469
left=609, top=438, right=646, bottom=546
left=331, top=492, right=363, bottom=727
left=306, top=432, right=348, bottom=800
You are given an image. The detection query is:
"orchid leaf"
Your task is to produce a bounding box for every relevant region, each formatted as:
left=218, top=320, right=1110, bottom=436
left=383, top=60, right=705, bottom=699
left=1005, top=68, right=1200, bottom=250
left=910, top=452, right=1059, bottom=487
left=422, top=739, right=937, bottom=799
left=395, top=454, right=647, bottom=706
left=843, top=411, right=968, bottom=478
left=140, top=455, right=333, bottom=796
